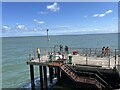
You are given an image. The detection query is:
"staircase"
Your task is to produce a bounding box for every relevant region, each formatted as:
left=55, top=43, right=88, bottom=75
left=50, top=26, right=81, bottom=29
left=48, top=61, right=112, bottom=90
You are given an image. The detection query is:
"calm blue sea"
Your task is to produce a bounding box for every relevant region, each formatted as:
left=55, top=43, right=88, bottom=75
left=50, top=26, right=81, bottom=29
left=2, top=33, right=118, bottom=88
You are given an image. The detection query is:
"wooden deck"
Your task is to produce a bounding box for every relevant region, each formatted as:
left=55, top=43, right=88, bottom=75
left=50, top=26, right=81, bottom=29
left=27, top=53, right=120, bottom=90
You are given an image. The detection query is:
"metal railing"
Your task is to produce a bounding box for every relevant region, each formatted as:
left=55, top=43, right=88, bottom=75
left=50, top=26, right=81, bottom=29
left=59, top=62, right=112, bottom=89
left=28, top=46, right=120, bottom=69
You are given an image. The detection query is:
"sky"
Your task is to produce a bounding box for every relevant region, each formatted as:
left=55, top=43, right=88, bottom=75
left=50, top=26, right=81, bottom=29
left=2, top=2, right=118, bottom=37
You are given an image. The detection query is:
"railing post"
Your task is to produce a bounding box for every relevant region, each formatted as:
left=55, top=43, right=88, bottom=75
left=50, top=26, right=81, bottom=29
left=90, top=48, right=91, bottom=57
left=86, top=48, right=88, bottom=65
left=115, top=49, right=117, bottom=69
left=29, top=54, right=31, bottom=60
left=108, top=54, right=110, bottom=68
left=33, top=50, right=36, bottom=58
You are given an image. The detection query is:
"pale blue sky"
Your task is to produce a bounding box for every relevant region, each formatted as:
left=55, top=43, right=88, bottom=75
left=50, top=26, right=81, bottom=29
left=2, top=2, right=118, bottom=37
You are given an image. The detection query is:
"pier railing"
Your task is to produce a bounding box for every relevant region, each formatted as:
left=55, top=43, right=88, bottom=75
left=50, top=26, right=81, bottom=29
left=28, top=46, right=120, bottom=69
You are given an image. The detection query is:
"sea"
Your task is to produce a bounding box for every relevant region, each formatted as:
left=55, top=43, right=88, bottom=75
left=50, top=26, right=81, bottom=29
left=2, top=33, right=119, bottom=88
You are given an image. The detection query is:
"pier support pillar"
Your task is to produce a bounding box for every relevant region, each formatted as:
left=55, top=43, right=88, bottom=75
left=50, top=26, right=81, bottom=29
left=30, top=65, right=35, bottom=90
left=61, top=71, right=65, bottom=79
left=54, top=67, right=57, bottom=77
left=49, top=67, right=53, bottom=84
left=57, top=67, right=60, bottom=81
left=43, top=66, right=48, bottom=89
left=39, top=66, right=43, bottom=89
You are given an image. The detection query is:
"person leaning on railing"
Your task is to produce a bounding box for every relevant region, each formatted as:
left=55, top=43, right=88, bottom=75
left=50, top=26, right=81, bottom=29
left=105, top=47, right=110, bottom=56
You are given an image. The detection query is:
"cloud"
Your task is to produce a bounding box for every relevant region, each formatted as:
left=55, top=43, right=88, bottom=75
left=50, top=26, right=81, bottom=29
left=2, top=25, right=11, bottom=32
left=33, top=19, right=44, bottom=24
left=37, top=21, right=44, bottom=24
left=93, top=10, right=113, bottom=18
left=84, top=16, right=88, bottom=18
left=99, top=14, right=105, bottom=17
left=33, top=19, right=37, bottom=22
left=37, top=11, right=47, bottom=15
left=94, top=28, right=100, bottom=31
left=81, top=30, right=87, bottom=32
left=16, top=23, right=28, bottom=31
left=3, top=25, right=9, bottom=29
left=105, top=10, right=112, bottom=14
left=47, top=2, right=60, bottom=12
left=93, top=14, right=99, bottom=17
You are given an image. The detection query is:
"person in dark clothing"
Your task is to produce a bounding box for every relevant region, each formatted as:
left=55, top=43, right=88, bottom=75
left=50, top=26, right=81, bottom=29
left=101, top=46, right=105, bottom=57
left=60, top=45, right=63, bottom=53
left=65, top=45, right=69, bottom=54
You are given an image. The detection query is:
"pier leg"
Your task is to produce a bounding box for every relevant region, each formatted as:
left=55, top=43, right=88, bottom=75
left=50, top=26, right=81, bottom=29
left=61, top=71, right=65, bottom=79
left=30, top=65, right=35, bottom=90
left=39, top=66, right=43, bottom=90
left=57, top=67, right=60, bottom=81
left=54, top=68, right=57, bottom=77
left=49, top=67, right=53, bottom=84
left=43, top=66, right=48, bottom=89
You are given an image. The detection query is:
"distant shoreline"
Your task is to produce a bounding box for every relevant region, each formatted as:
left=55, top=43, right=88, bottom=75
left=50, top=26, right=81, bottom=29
left=2, top=32, right=119, bottom=38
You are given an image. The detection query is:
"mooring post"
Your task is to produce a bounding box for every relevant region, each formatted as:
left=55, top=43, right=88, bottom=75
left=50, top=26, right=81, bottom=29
left=30, top=65, right=35, bottom=90
left=43, top=66, right=48, bottom=89
left=49, top=67, right=53, bottom=84
left=39, top=66, right=43, bottom=89
left=57, top=67, right=60, bottom=81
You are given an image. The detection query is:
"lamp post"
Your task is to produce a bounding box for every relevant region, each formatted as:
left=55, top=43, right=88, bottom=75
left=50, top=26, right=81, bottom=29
left=47, top=29, right=49, bottom=54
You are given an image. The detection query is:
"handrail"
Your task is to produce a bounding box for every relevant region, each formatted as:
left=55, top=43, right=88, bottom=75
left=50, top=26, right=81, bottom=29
left=60, top=62, right=112, bottom=89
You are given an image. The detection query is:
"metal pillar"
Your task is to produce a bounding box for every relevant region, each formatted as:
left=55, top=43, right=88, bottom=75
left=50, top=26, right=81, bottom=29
left=43, top=66, right=48, bottom=89
left=30, top=65, right=35, bottom=90
left=57, top=67, right=60, bottom=81
left=54, top=68, right=57, bottom=77
left=115, top=49, right=117, bottom=68
left=49, top=67, right=53, bottom=84
left=39, top=66, right=43, bottom=89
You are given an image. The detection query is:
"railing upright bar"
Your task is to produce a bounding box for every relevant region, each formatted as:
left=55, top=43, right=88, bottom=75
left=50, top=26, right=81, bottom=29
left=115, top=49, right=117, bottom=69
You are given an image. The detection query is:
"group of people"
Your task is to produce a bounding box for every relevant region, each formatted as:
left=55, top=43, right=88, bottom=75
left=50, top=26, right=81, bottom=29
left=60, top=45, right=69, bottom=54
left=101, top=46, right=110, bottom=57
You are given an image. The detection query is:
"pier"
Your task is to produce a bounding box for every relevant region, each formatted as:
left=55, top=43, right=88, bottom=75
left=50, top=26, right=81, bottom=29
left=27, top=46, right=120, bottom=90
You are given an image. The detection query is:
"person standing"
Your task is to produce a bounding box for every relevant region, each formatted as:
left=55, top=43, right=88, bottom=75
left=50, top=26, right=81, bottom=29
left=37, top=48, right=40, bottom=62
left=101, top=46, right=105, bottom=57
left=65, top=45, right=69, bottom=54
left=60, top=45, right=63, bottom=54
left=105, top=46, right=110, bottom=56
